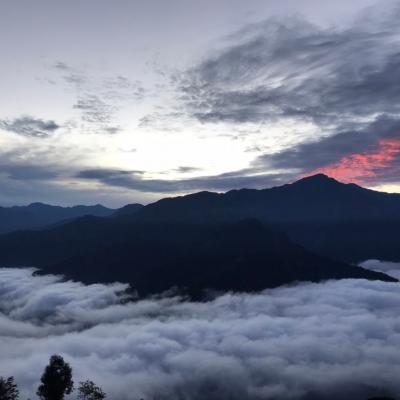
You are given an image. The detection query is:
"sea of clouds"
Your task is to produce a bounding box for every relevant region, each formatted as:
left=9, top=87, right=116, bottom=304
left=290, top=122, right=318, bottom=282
left=1, top=267, right=400, bottom=400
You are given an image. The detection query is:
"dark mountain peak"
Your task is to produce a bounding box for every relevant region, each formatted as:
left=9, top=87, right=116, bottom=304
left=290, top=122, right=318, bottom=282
left=132, top=172, right=400, bottom=225
left=288, top=174, right=369, bottom=197
left=293, top=173, right=341, bottom=187
left=183, top=190, right=221, bottom=200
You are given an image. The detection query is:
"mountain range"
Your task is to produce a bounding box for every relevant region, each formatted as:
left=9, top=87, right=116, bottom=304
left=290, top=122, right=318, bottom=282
left=133, top=174, right=400, bottom=224
left=0, top=174, right=398, bottom=297
left=0, top=202, right=117, bottom=233
left=128, top=174, right=400, bottom=263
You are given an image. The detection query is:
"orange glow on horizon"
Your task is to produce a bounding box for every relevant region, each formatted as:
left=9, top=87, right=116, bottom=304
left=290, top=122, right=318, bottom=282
left=305, top=138, right=400, bottom=184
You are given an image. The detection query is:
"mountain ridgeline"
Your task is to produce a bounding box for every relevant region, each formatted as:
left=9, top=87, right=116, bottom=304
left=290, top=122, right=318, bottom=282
left=0, top=203, right=117, bottom=233
left=131, top=174, right=400, bottom=263
left=133, top=174, right=400, bottom=224
left=0, top=174, right=399, bottom=298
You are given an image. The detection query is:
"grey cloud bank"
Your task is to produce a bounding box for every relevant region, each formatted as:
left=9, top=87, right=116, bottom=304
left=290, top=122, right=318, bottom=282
left=181, top=10, right=400, bottom=126
left=1, top=268, right=400, bottom=400
left=76, top=167, right=289, bottom=193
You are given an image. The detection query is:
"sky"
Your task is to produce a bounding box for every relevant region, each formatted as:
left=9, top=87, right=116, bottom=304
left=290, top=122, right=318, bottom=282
left=1, top=0, right=400, bottom=207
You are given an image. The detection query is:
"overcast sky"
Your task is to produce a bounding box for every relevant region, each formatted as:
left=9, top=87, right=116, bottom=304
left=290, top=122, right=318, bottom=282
left=0, top=0, right=399, bottom=206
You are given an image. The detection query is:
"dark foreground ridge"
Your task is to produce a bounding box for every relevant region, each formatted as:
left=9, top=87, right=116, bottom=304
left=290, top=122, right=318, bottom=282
left=0, top=217, right=394, bottom=298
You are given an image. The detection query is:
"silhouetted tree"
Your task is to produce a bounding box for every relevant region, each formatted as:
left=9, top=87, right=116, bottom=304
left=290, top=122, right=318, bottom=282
left=37, top=355, right=73, bottom=400
left=0, top=376, right=19, bottom=400
left=77, top=381, right=106, bottom=400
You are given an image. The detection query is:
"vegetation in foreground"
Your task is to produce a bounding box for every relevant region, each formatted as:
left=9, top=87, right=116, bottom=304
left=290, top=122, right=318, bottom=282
left=0, top=354, right=397, bottom=400
left=0, top=355, right=105, bottom=400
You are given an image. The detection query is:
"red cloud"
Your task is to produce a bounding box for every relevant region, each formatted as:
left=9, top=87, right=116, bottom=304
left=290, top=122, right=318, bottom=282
left=306, top=138, right=400, bottom=184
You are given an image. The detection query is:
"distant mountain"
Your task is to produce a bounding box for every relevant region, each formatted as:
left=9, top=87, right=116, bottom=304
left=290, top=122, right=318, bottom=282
left=0, top=203, right=115, bottom=233
left=0, top=218, right=392, bottom=298
left=112, top=203, right=144, bottom=217
left=132, top=174, right=400, bottom=224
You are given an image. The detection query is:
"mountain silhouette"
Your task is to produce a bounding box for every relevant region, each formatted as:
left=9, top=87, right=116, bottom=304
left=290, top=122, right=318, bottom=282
left=0, top=203, right=116, bottom=233
left=0, top=174, right=398, bottom=297
left=112, top=203, right=144, bottom=217
left=132, top=174, right=400, bottom=224
left=0, top=218, right=393, bottom=298
left=0, top=202, right=147, bottom=234
left=128, top=174, right=400, bottom=262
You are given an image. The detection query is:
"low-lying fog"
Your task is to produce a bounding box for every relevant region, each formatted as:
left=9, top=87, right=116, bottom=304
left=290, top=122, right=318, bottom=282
left=1, top=265, right=400, bottom=400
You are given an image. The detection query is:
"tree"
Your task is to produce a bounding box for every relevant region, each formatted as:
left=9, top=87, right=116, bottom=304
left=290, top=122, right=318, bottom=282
left=77, top=381, right=106, bottom=400
left=37, top=355, right=73, bottom=400
left=0, top=376, right=19, bottom=400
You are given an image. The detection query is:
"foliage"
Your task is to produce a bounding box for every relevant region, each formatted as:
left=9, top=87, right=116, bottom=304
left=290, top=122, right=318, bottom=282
left=0, top=376, right=19, bottom=400
left=37, top=355, right=74, bottom=400
left=77, top=381, right=106, bottom=400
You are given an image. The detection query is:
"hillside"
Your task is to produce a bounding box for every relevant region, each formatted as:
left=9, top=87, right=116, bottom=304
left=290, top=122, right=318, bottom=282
left=0, top=216, right=394, bottom=298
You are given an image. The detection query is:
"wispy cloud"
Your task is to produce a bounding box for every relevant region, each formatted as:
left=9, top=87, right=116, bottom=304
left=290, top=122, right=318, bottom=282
left=180, top=12, right=400, bottom=126
left=52, top=62, right=146, bottom=134
left=0, top=116, right=60, bottom=138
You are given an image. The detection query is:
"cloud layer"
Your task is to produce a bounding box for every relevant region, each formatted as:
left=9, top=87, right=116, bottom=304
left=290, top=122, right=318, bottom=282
left=1, top=268, right=400, bottom=400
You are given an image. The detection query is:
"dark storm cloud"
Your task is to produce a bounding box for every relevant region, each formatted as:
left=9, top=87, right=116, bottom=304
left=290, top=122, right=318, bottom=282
left=2, top=268, right=400, bottom=400
left=77, top=168, right=290, bottom=193
left=180, top=11, right=400, bottom=126
left=0, top=116, right=60, bottom=138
